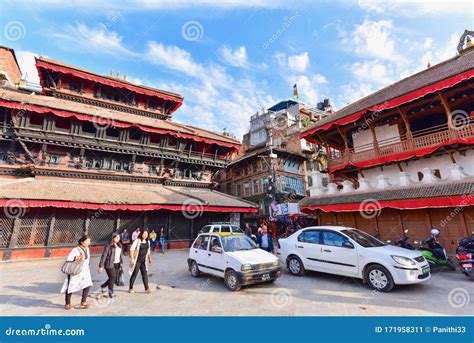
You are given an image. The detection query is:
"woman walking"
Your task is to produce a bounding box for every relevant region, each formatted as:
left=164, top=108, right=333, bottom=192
left=159, top=227, right=166, bottom=254
left=129, top=229, right=152, bottom=293
left=98, top=233, right=123, bottom=298
left=61, top=235, right=93, bottom=310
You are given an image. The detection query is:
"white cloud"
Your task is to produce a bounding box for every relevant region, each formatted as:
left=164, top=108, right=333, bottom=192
left=15, top=0, right=287, bottom=10
left=351, top=60, right=392, bottom=85
left=337, top=82, right=375, bottom=108
left=142, top=42, right=275, bottom=138
left=289, top=73, right=327, bottom=106
left=219, top=45, right=248, bottom=68
left=287, top=52, right=310, bottom=73
left=145, top=42, right=204, bottom=77
left=274, top=52, right=310, bottom=73
left=357, top=0, right=473, bottom=17
left=52, top=23, right=134, bottom=56
left=351, top=19, right=403, bottom=62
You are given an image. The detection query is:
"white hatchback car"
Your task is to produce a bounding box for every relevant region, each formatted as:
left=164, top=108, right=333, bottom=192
left=188, top=233, right=282, bottom=291
left=277, top=226, right=431, bottom=292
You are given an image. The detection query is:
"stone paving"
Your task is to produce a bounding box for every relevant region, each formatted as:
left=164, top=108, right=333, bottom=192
left=0, top=250, right=472, bottom=316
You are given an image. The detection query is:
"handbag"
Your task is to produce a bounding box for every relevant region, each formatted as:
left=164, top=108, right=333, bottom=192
left=61, top=258, right=84, bottom=275
left=116, top=266, right=125, bottom=286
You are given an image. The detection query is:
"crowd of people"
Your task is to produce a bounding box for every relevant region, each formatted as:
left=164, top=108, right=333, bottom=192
left=60, top=220, right=308, bottom=309
left=61, top=227, right=167, bottom=310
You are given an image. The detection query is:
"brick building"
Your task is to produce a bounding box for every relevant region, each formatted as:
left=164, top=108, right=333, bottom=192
left=217, top=100, right=328, bottom=231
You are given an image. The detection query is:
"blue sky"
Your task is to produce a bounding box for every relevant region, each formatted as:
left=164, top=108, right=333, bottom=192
left=1, top=0, right=473, bottom=139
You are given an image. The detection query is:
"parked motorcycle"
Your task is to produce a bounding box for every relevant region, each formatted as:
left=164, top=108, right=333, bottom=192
left=455, top=233, right=474, bottom=280
left=395, top=228, right=456, bottom=271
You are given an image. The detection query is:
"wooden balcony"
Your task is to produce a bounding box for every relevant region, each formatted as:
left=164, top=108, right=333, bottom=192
left=328, top=123, right=474, bottom=170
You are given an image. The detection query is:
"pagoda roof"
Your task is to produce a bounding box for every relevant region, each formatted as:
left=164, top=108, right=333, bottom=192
left=36, top=57, right=183, bottom=112
left=300, top=178, right=474, bottom=212
left=0, top=177, right=257, bottom=212
left=301, top=48, right=474, bottom=138
left=0, top=88, right=240, bottom=149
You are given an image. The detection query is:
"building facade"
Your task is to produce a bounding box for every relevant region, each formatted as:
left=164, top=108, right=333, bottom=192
left=217, top=100, right=328, bottom=231
left=0, top=47, right=257, bottom=260
left=299, top=32, right=474, bottom=254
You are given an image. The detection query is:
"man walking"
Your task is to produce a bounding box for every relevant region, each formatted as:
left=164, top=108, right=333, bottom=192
left=257, top=224, right=273, bottom=253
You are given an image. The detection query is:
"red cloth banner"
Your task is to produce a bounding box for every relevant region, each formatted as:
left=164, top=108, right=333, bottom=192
left=0, top=99, right=240, bottom=152
left=0, top=199, right=258, bottom=213
left=301, top=195, right=474, bottom=213
left=301, top=69, right=474, bottom=141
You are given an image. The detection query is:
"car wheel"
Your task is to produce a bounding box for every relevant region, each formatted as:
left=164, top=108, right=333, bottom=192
left=190, top=260, right=201, bottom=278
left=366, top=265, right=394, bottom=292
left=224, top=270, right=242, bottom=291
left=287, top=255, right=305, bottom=276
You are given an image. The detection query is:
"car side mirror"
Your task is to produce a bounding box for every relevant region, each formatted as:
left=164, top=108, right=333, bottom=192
left=342, top=241, right=354, bottom=249
left=212, top=246, right=223, bottom=253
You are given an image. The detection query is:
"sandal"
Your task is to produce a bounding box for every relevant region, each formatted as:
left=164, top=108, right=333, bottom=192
left=64, top=304, right=72, bottom=310
left=145, top=288, right=151, bottom=293
left=79, top=302, right=89, bottom=309
left=128, top=289, right=135, bottom=293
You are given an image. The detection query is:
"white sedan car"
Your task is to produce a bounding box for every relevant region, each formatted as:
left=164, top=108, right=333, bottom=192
left=188, top=233, right=282, bottom=291
left=277, top=226, right=431, bottom=292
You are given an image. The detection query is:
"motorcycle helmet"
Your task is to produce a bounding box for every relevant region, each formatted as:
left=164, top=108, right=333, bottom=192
left=431, top=227, right=440, bottom=237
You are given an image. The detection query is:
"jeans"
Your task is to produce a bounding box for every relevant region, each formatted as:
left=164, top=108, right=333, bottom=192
left=160, top=238, right=165, bottom=252
left=129, top=259, right=149, bottom=290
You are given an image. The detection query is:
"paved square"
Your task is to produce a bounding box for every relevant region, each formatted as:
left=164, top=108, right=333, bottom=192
left=0, top=250, right=472, bottom=316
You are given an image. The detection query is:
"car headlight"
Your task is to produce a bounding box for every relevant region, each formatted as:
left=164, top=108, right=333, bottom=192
left=391, top=255, right=415, bottom=266
left=272, top=260, right=280, bottom=267
left=241, top=264, right=252, bottom=272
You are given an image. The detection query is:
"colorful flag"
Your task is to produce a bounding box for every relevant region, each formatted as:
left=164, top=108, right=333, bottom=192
left=293, top=83, right=299, bottom=99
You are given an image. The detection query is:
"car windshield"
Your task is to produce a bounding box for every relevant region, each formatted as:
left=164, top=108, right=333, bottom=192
left=231, top=226, right=244, bottom=233
left=221, top=235, right=258, bottom=252
left=341, top=229, right=386, bottom=248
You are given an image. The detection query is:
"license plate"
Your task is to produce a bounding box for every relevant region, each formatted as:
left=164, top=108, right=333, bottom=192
left=422, top=266, right=430, bottom=274
left=261, top=273, right=270, bottom=281
left=463, top=263, right=472, bottom=268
